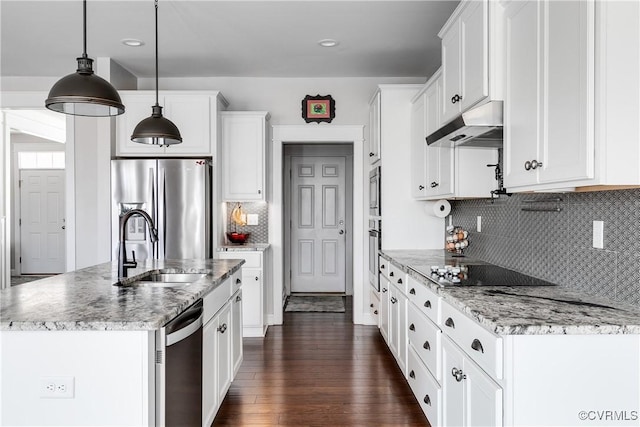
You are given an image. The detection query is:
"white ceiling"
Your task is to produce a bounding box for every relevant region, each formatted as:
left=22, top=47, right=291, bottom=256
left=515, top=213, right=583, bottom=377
left=1, top=0, right=459, bottom=79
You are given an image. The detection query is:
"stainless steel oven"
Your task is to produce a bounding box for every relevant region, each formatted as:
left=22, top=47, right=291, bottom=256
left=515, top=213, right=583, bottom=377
left=369, top=166, right=381, bottom=217
left=368, top=219, right=381, bottom=291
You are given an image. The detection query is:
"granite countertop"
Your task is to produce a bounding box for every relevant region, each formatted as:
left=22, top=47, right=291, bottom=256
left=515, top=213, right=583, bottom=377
left=217, top=243, right=270, bottom=252
left=380, top=249, right=640, bottom=335
left=0, top=258, right=244, bottom=332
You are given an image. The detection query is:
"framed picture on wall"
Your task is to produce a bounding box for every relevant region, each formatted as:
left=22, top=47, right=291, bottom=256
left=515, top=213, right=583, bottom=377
left=301, top=94, right=335, bottom=123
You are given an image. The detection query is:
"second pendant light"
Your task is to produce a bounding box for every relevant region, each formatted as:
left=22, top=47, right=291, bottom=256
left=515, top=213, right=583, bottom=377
left=131, top=0, right=182, bottom=146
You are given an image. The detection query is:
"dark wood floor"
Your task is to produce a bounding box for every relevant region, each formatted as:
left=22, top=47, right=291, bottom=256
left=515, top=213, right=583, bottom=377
left=213, top=297, right=430, bottom=426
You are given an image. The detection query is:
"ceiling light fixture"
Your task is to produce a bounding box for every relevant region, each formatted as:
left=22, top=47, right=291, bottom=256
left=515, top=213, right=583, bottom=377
left=318, top=39, right=339, bottom=48
left=121, top=38, right=145, bottom=47
left=131, top=0, right=182, bottom=146
left=45, top=0, right=125, bottom=117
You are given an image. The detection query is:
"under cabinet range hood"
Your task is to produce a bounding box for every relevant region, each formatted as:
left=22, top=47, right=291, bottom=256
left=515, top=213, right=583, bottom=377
left=426, top=101, right=503, bottom=148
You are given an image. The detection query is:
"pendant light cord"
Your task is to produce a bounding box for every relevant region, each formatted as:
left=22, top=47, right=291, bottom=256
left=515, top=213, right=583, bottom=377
left=155, top=0, right=159, bottom=107
left=82, top=0, right=87, bottom=58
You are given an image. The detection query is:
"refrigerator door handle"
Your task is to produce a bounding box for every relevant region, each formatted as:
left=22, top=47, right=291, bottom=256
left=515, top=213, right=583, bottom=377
left=150, top=167, right=158, bottom=259
left=158, top=167, right=167, bottom=260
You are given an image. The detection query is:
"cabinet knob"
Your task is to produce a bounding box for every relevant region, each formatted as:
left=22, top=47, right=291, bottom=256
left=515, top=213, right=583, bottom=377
left=423, top=340, right=431, bottom=351
left=409, top=323, right=415, bottom=331
left=380, top=264, right=385, bottom=269
left=255, top=276, right=259, bottom=281
left=390, top=297, right=397, bottom=304
left=524, top=160, right=532, bottom=171
left=430, top=181, right=439, bottom=188
left=389, top=271, right=394, bottom=277
left=471, top=338, right=485, bottom=353
left=258, top=189, right=262, bottom=194
left=382, top=288, right=387, bottom=293
left=374, top=310, right=378, bottom=315
left=451, top=94, right=462, bottom=104
left=370, top=303, right=374, bottom=308
left=397, top=278, right=403, bottom=284
left=217, top=323, right=228, bottom=334
left=530, top=159, right=543, bottom=170
left=445, top=317, right=455, bottom=328
left=424, top=395, right=431, bottom=406
left=369, top=152, right=375, bottom=157
left=424, top=300, right=432, bottom=309
left=418, top=185, right=425, bottom=190
left=409, top=288, right=416, bottom=295
left=236, top=278, right=242, bottom=284
left=409, top=370, right=416, bottom=379
left=236, top=295, right=242, bottom=302
left=452, top=367, right=466, bottom=382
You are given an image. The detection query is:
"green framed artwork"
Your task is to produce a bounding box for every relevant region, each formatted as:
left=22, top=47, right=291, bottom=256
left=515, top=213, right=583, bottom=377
left=301, top=94, right=335, bottom=123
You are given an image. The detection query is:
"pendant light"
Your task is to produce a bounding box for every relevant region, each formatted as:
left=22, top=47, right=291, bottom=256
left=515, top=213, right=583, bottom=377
left=45, top=0, right=125, bottom=117
left=131, top=0, right=182, bottom=146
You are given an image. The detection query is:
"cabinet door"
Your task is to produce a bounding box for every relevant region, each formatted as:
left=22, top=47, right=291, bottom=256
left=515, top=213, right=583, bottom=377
left=388, top=285, right=400, bottom=361
left=539, top=0, right=594, bottom=184
left=410, top=94, right=427, bottom=198
left=460, top=0, right=489, bottom=112
left=202, top=319, right=218, bottom=427
left=503, top=0, right=541, bottom=188
left=397, top=291, right=408, bottom=376
left=116, top=93, right=165, bottom=156
left=379, top=279, right=390, bottom=344
left=216, top=303, right=232, bottom=404
left=221, top=114, right=265, bottom=201
left=163, top=94, right=212, bottom=156
left=369, top=92, right=381, bottom=164
left=242, top=268, right=263, bottom=332
left=466, top=355, right=503, bottom=427
left=441, top=23, right=461, bottom=125
left=442, top=337, right=465, bottom=427
left=231, top=290, right=243, bottom=378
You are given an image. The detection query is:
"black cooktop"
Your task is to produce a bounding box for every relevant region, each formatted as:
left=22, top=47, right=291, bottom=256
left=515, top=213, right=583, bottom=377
left=412, top=263, right=556, bottom=287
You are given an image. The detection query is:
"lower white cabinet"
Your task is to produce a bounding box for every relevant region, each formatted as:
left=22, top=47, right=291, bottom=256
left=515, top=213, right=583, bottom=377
left=218, top=250, right=268, bottom=337
left=379, top=278, right=390, bottom=343
left=231, top=289, right=243, bottom=377
left=407, top=346, right=442, bottom=426
left=389, top=281, right=408, bottom=376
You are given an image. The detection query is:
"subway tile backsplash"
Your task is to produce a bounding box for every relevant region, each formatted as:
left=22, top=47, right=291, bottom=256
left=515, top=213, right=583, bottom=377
left=450, top=189, right=640, bottom=307
left=225, top=202, right=269, bottom=243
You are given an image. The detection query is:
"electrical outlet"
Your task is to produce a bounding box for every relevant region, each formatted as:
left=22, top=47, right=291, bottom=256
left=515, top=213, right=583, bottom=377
left=593, top=220, right=604, bottom=249
left=40, top=376, right=74, bottom=399
left=476, top=216, right=482, bottom=233
left=247, top=214, right=259, bottom=226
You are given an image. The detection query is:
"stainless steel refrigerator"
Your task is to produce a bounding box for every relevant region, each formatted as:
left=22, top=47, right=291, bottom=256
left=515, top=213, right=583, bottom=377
left=111, top=159, right=212, bottom=262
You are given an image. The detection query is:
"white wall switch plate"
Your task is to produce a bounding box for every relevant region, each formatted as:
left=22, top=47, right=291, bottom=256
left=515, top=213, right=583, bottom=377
left=476, top=216, right=482, bottom=233
left=40, top=376, right=74, bottom=399
left=247, top=214, right=259, bottom=225
left=593, top=220, right=604, bottom=249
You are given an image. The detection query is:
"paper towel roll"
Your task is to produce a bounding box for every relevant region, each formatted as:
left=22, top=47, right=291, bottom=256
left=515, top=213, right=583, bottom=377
left=423, top=199, right=451, bottom=218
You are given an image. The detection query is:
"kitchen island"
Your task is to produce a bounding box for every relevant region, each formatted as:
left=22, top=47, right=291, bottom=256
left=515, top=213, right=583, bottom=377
left=378, top=249, right=640, bottom=426
left=0, top=258, right=244, bottom=427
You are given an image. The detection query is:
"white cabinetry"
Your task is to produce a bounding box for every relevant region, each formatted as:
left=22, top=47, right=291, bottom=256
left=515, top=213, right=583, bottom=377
left=379, top=257, right=409, bottom=376
left=439, top=0, right=503, bottom=125
left=504, top=0, right=640, bottom=191
left=218, top=251, right=268, bottom=337
left=231, top=289, right=243, bottom=377
left=411, top=71, right=497, bottom=200
left=378, top=257, right=391, bottom=343
left=116, top=91, right=228, bottom=157
left=368, top=92, right=381, bottom=164
left=221, top=112, right=270, bottom=201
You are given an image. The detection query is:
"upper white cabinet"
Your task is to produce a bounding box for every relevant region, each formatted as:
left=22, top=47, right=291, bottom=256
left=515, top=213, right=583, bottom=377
left=221, top=112, right=270, bottom=201
left=504, top=0, right=640, bottom=191
left=411, top=71, right=497, bottom=200
left=368, top=92, right=381, bottom=164
left=439, top=0, right=503, bottom=125
left=116, top=91, right=228, bottom=157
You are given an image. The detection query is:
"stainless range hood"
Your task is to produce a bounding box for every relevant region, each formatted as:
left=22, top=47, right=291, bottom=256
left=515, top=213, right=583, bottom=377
left=426, top=101, right=503, bottom=148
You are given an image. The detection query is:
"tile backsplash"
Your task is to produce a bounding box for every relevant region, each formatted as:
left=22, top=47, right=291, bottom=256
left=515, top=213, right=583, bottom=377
left=450, top=189, right=640, bottom=307
left=225, top=202, right=269, bottom=243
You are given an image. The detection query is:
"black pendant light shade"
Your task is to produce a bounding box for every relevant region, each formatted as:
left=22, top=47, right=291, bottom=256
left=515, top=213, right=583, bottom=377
left=45, top=0, right=124, bottom=117
left=131, top=105, right=182, bottom=145
left=131, top=0, right=182, bottom=146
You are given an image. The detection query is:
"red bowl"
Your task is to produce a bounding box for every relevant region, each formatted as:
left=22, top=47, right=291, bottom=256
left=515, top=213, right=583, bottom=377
left=226, top=232, right=250, bottom=244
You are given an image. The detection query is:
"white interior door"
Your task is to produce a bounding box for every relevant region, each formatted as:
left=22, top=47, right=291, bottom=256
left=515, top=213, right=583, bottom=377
left=290, top=156, right=346, bottom=293
left=19, top=169, right=65, bottom=274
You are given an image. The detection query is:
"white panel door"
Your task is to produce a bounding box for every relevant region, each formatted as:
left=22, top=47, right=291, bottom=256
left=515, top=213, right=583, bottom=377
left=290, top=156, right=346, bottom=293
left=20, top=169, right=65, bottom=274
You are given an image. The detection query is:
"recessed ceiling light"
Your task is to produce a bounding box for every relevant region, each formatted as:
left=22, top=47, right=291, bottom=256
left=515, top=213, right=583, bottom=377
left=121, top=38, right=145, bottom=47
left=318, top=39, right=339, bottom=48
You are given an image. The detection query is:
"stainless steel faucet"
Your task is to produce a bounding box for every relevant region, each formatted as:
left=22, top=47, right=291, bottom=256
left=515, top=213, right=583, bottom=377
left=118, top=209, right=158, bottom=280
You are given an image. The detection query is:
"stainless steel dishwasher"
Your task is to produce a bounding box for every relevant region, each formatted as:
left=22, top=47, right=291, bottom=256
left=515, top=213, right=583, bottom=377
left=156, top=300, right=203, bottom=426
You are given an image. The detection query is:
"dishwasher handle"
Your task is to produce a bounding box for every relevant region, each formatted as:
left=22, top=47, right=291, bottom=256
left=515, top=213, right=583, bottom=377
left=165, top=300, right=203, bottom=346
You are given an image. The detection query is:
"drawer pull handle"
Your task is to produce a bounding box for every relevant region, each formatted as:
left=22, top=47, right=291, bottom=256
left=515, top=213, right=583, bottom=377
left=390, top=297, right=398, bottom=304
left=409, top=370, right=416, bottom=379
left=380, top=264, right=385, bottom=269
left=374, top=310, right=378, bottom=315
left=236, top=278, right=242, bottom=284
left=235, top=295, right=242, bottom=302
left=397, top=278, right=403, bottom=284
left=452, top=367, right=466, bottom=382
left=370, top=303, right=374, bottom=308
left=255, top=276, right=259, bottom=281
left=382, top=288, right=388, bottom=293
left=471, top=338, right=485, bottom=353
left=409, top=323, right=415, bottom=331
left=424, top=300, right=431, bottom=309
left=409, top=288, right=416, bottom=295
left=217, top=323, right=228, bottom=334
left=445, top=317, right=455, bottom=328
left=389, top=271, right=395, bottom=277
left=424, top=395, right=431, bottom=406
left=423, top=340, right=431, bottom=351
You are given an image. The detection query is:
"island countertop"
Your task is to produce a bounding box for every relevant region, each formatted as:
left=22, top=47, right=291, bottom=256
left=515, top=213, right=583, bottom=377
left=380, top=249, right=640, bottom=335
left=0, top=258, right=244, bottom=332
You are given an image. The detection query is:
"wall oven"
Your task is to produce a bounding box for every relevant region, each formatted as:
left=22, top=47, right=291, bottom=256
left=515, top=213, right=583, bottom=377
left=368, top=219, right=381, bottom=291
left=369, top=166, right=381, bottom=217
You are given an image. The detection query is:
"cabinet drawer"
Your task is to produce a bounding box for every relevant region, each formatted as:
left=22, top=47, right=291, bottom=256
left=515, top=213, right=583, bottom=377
left=441, top=299, right=503, bottom=380
left=408, top=303, right=442, bottom=382
left=388, top=262, right=407, bottom=294
left=407, top=275, right=441, bottom=325
left=219, top=251, right=262, bottom=268
left=204, top=277, right=232, bottom=323
left=407, top=346, right=441, bottom=426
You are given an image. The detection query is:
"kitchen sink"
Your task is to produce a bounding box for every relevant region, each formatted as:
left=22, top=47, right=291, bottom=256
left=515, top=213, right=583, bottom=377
left=140, top=273, right=207, bottom=283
